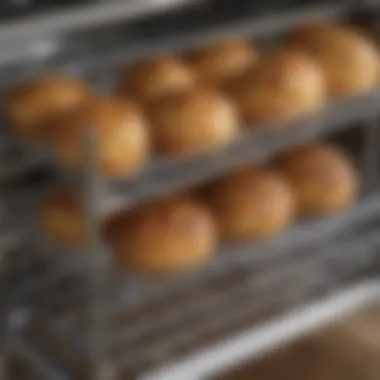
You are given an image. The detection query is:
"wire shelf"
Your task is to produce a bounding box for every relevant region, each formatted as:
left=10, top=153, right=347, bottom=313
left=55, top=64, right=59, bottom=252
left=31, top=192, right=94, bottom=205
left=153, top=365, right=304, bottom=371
left=0, top=1, right=379, bottom=216
left=6, top=226, right=380, bottom=379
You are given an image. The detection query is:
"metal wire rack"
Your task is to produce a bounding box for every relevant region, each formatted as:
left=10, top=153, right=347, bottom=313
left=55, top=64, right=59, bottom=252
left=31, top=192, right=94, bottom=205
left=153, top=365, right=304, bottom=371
left=2, top=0, right=380, bottom=379
left=5, top=227, right=380, bottom=380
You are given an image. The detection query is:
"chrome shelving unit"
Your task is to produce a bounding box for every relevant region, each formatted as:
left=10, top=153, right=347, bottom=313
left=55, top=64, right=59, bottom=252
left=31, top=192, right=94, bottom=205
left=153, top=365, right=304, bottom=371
left=2, top=0, right=380, bottom=379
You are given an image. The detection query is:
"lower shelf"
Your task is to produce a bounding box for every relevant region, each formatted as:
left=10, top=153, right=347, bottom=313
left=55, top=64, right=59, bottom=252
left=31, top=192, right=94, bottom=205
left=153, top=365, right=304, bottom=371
left=5, top=225, right=380, bottom=380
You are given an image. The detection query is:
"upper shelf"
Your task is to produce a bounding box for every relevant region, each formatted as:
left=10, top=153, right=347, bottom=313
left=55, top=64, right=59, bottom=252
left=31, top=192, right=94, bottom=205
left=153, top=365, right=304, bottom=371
left=0, top=0, right=201, bottom=44
left=1, top=0, right=379, bottom=216
left=0, top=0, right=377, bottom=45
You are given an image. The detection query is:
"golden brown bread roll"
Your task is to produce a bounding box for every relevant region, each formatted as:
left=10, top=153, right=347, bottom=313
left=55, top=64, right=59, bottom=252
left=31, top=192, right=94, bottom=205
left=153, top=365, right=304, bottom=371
left=120, top=56, right=197, bottom=103
left=231, top=49, right=326, bottom=125
left=40, top=189, right=86, bottom=248
left=6, top=76, right=93, bottom=138
left=204, top=167, right=294, bottom=241
left=274, top=144, right=358, bottom=214
left=150, top=88, right=239, bottom=155
left=109, top=198, right=217, bottom=274
left=45, top=97, right=149, bottom=178
left=286, top=23, right=380, bottom=97
left=186, top=39, right=259, bottom=86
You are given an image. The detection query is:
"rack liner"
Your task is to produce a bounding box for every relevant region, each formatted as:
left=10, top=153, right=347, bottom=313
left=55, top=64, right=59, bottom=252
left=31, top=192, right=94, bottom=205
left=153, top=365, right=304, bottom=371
left=2, top=0, right=380, bottom=379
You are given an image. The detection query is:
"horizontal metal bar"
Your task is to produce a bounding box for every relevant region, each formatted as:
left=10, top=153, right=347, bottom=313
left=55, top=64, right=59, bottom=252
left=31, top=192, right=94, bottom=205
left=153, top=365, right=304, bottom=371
left=52, top=0, right=353, bottom=78
left=0, top=0, right=198, bottom=44
left=141, top=280, right=380, bottom=380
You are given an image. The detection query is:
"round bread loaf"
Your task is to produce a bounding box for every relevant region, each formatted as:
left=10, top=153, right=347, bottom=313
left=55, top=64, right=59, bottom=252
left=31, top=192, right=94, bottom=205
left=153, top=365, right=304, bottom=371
left=286, top=23, right=380, bottom=96
left=109, top=198, right=217, bottom=274
left=204, top=167, right=294, bottom=241
left=40, top=189, right=86, bottom=248
left=120, top=56, right=197, bottom=103
left=231, top=49, right=326, bottom=125
left=274, top=144, right=358, bottom=214
left=6, top=75, right=93, bottom=138
left=46, top=96, right=150, bottom=177
left=187, top=39, right=259, bottom=86
left=150, top=87, right=239, bottom=155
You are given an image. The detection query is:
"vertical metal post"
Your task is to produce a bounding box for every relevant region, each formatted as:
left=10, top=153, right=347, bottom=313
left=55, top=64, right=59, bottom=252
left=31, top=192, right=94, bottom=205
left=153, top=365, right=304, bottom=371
left=0, top=240, right=10, bottom=379
left=0, top=312, right=9, bottom=379
left=362, top=115, right=379, bottom=194
left=82, top=129, right=114, bottom=380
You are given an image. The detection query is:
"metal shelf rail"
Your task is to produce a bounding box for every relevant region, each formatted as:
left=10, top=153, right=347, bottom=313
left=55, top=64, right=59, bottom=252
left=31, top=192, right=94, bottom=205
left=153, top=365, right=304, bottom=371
left=2, top=0, right=380, bottom=379
left=0, top=0, right=202, bottom=44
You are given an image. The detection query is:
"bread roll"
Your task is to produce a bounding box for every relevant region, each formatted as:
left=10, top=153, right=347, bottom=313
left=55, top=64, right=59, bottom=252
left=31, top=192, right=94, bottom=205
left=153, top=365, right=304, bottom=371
left=231, top=49, right=326, bottom=125
left=187, top=39, right=259, bottom=86
left=46, top=97, right=149, bottom=177
left=150, top=88, right=239, bottom=155
left=109, top=198, right=217, bottom=274
left=274, top=144, right=358, bottom=214
left=40, top=190, right=86, bottom=248
left=6, top=76, right=93, bottom=138
left=286, top=23, right=379, bottom=96
left=204, top=167, right=294, bottom=241
left=120, top=56, right=197, bottom=103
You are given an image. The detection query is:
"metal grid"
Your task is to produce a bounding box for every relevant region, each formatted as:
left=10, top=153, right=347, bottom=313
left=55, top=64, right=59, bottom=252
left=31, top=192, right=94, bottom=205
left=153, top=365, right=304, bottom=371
left=2, top=1, right=380, bottom=379
left=6, top=226, right=380, bottom=380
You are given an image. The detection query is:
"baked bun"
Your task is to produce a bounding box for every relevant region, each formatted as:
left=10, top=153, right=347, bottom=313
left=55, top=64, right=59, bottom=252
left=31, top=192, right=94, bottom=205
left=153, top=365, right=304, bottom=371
left=109, top=198, right=217, bottom=274
left=6, top=76, right=93, bottom=138
left=204, top=167, right=294, bottom=241
left=40, top=189, right=86, bottom=248
left=187, top=39, right=259, bottom=86
left=274, top=144, right=358, bottom=214
left=231, top=49, right=326, bottom=125
left=120, top=56, right=197, bottom=103
left=286, top=23, right=379, bottom=97
left=150, top=88, right=239, bottom=155
left=46, top=97, right=149, bottom=177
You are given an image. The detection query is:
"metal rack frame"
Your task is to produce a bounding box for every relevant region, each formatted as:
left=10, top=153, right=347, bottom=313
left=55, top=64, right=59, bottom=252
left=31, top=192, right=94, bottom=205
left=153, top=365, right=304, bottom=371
left=2, top=0, right=380, bottom=379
